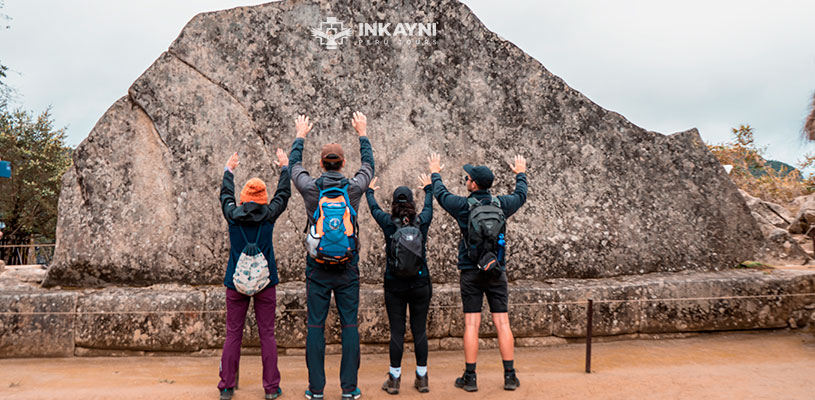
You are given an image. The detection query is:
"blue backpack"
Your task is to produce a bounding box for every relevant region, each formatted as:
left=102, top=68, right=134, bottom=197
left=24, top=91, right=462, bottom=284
left=307, top=180, right=358, bottom=267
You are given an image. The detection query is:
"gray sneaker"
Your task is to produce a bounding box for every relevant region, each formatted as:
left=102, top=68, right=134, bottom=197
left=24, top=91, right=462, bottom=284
left=381, top=373, right=400, bottom=395
left=219, top=388, right=234, bottom=400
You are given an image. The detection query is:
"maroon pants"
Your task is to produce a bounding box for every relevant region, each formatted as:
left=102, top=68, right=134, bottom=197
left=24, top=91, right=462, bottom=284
left=218, top=286, right=280, bottom=393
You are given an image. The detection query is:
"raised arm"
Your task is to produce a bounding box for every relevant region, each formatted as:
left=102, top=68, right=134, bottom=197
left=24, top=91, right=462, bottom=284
left=364, top=177, right=391, bottom=229
left=267, top=148, right=292, bottom=221
left=289, top=115, right=315, bottom=193
left=428, top=153, right=467, bottom=214
left=416, top=174, right=433, bottom=225
left=220, top=152, right=240, bottom=222
left=498, top=155, right=528, bottom=218
left=350, top=111, right=374, bottom=193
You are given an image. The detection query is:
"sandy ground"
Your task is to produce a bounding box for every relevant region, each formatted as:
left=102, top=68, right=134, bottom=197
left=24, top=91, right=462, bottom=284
left=1, top=330, right=814, bottom=400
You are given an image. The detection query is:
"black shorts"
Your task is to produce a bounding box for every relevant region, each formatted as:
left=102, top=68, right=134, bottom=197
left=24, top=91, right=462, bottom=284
left=459, top=268, right=508, bottom=313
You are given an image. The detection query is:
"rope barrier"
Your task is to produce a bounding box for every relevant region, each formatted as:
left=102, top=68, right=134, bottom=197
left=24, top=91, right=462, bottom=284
left=1, top=292, right=812, bottom=316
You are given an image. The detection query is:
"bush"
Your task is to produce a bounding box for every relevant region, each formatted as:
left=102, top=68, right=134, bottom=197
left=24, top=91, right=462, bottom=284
left=708, top=124, right=810, bottom=203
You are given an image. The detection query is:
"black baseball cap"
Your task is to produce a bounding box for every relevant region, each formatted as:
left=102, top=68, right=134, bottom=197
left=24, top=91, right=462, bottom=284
left=463, top=164, right=494, bottom=189
left=393, top=186, right=413, bottom=203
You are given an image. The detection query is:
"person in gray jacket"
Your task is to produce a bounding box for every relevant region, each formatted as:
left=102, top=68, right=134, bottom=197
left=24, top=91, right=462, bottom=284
left=288, top=112, right=374, bottom=400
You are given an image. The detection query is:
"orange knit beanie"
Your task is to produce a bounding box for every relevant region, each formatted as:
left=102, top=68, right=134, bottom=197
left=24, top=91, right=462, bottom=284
left=240, top=178, right=268, bottom=205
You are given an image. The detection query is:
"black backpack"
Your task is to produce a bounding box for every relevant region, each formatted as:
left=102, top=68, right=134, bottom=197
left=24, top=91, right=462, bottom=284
left=466, top=196, right=506, bottom=272
left=389, top=217, right=424, bottom=278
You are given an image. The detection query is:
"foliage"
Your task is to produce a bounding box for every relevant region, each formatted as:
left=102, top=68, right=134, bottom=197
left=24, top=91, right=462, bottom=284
left=708, top=124, right=808, bottom=203
left=0, top=108, right=73, bottom=242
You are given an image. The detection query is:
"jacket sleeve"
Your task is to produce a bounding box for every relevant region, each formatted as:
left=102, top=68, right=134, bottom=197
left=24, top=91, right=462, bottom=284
left=267, top=166, right=291, bottom=221
left=431, top=172, right=467, bottom=215
left=348, top=137, right=375, bottom=198
left=365, top=188, right=392, bottom=229
left=220, top=170, right=239, bottom=222
left=417, top=184, right=433, bottom=225
left=497, top=172, right=528, bottom=218
left=288, top=138, right=315, bottom=194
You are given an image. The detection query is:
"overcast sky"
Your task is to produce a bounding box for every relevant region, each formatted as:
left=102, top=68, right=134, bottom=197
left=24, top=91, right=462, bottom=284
left=2, top=0, right=814, bottom=167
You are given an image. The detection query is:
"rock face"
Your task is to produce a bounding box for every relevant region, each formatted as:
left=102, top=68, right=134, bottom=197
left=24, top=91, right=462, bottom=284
left=738, top=190, right=810, bottom=264
left=45, top=0, right=763, bottom=287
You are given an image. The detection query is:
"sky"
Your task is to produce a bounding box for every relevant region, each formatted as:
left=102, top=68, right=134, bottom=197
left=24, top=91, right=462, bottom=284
left=1, top=0, right=814, bottom=168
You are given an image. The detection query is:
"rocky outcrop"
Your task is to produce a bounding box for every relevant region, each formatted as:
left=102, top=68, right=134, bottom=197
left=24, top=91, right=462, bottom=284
left=738, top=190, right=810, bottom=264
left=788, top=193, right=815, bottom=234
left=45, top=0, right=763, bottom=287
left=4, top=269, right=815, bottom=357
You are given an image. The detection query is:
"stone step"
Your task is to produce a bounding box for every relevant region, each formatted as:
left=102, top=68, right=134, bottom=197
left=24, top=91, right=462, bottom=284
left=1, top=269, right=814, bottom=358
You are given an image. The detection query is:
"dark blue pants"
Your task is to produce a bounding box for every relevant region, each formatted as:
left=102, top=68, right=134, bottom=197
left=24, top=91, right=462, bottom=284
left=305, top=262, right=360, bottom=394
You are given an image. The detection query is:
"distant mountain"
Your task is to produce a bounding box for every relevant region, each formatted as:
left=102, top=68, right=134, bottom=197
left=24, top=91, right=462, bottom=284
left=749, top=160, right=801, bottom=180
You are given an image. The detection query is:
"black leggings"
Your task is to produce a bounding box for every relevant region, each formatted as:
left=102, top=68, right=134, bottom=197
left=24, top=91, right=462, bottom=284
left=384, top=284, right=432, bottom=368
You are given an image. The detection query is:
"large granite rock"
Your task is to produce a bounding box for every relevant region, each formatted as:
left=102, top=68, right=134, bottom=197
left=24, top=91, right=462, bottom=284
left=45, top=0, right=763, bottom=287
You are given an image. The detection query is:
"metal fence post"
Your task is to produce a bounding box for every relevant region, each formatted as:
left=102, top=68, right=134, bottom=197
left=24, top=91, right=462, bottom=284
left=586, top=298, right=593, bottom=373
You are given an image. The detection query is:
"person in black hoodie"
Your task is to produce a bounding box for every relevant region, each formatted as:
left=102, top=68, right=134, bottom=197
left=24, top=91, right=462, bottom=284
left=365, top=174, right=434, bottom=395
left=218, top=148, right=290, bottom=400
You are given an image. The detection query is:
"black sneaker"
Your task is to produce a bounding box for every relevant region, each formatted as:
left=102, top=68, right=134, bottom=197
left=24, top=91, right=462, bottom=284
left=454, top=371, right=477, bottom=392
left=504, top=369, right=520, bottom=391
left=219, top=388, right=234, bottom=400
left=381, top=373, right=400, bottom=395
left=414, top=372, right=429, bottom=393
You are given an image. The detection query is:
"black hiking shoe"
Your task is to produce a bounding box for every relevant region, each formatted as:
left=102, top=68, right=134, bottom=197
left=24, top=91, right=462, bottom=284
left=454, top=371, right=477, bottom=392
left=219, top=388, right=234, bottom=400
left=381, top=373, right=400, bottom=395
left=504, top=369, right=520, bottom=391
left=414, top=372, right=429, bottom=393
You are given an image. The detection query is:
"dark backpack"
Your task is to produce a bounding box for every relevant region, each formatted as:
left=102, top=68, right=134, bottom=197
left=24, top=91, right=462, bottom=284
left=466, top=196, right=506, bottom=272
left=389, top=217, right=424, bottom=278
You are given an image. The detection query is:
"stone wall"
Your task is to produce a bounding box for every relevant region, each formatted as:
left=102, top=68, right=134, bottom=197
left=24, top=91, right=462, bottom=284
left=7, top=269, right=815, bottom=357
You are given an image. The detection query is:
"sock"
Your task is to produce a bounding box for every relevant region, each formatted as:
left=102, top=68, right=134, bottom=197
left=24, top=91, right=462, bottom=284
left=465, top=363, right=476, bottom=373
left=389, top=366, right=401, bottom=378
left=502, top=359, right=515, bottom=372
left=416, top=365, right=427, bottom=376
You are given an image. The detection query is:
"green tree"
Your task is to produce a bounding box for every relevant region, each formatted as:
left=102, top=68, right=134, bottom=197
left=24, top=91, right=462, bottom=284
left=0, top=108, right=73, bottom=242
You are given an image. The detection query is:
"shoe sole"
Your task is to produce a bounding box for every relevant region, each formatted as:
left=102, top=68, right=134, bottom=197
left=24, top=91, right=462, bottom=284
left=415, top=386, right=430, bottom=393
left=454, top=382, right=478, bottom=392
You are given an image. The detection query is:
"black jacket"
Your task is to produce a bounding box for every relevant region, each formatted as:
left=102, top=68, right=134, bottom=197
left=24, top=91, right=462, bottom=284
left=366, top=185, right=433, bottom=291
left=431, top=172, right=528, bottom=270
left=220, top=167, right=291, bottom=289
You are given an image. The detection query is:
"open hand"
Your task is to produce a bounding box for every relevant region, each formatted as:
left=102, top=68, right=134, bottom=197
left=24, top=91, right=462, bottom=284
left=417, top=173, right=431, bottom=189
left=295, top=115, right=313, bottom=139
left=369, top=176, right=380, bottom=191
left=428, top=153, right=444, bottom=174
left=226, top=152, right=239, bottom=172
left=351, top=111, right=367, bottom=137
left=273, top=148, right=289, bottom=168
left=508, top=155, right=527, bottom=174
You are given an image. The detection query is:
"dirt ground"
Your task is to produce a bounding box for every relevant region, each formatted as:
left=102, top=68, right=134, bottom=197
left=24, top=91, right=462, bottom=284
left=2, top=330, right=814, bottom=400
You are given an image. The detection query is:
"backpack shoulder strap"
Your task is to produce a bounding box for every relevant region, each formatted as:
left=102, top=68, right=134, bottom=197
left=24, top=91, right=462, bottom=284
left=490, top=196, right=501, bottom=208
left=467, top=197, right=480, bottom=211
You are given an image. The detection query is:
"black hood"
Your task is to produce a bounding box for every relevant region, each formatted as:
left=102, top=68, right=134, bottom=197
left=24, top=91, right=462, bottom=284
left=231, top=201, right=272, bottom=224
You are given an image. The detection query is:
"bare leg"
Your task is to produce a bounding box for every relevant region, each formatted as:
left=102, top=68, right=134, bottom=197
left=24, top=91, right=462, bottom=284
left=463, top=312, right=481, bottom=363
left=492, top=312, right=514, bottom=361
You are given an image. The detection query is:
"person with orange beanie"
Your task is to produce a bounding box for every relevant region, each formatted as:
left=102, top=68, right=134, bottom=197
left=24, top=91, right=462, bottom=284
left=217, top=147, right=291, bottom=400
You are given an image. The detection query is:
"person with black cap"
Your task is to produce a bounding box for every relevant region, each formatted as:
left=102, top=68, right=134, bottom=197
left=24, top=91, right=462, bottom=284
left=365, top=174, right=434, bottom=395
left=427, top=153, right=527, bottom=392
left=288, top=112, right=374, bottom=400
